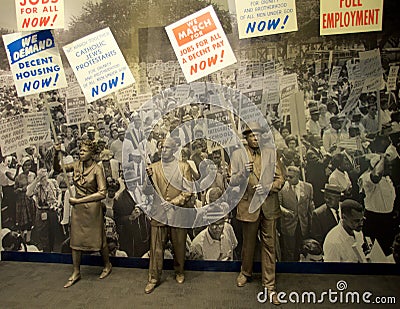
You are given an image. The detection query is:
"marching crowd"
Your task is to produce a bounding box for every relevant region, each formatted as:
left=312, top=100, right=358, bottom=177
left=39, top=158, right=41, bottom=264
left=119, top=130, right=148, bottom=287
left=1, top=56, right=400, bottom=265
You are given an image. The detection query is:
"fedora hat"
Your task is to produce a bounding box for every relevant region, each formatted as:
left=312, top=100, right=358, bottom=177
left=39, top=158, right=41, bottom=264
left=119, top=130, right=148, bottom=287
left=242, top=122, right=266, bottom=136
left=321, top=183, right=342, bottom=196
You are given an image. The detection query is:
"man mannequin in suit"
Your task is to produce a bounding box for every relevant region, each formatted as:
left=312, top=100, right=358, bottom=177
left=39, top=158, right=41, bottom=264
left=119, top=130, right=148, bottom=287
left=311, top=184, right=342, bottom=245
left=230, top=122, right=284, bottom=305
left=279, top=166, right=314, bottom=261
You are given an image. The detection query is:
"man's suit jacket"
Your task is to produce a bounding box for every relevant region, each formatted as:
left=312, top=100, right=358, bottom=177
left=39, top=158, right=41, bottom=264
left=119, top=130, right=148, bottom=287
left=230, top=146, right=285, bottom=222
left=142, top=160, right=193, bottom=227
left=311, top=204, right=338, bottom=245
left=278, top=181, right=314, bottom=237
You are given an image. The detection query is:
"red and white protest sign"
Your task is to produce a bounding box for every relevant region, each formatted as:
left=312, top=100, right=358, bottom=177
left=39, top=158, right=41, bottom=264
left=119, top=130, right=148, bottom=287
left=320, top=0, right=383, bottom=36
left=165, top=6, right=237, bottom=83
left=15, top=0, right=64, bottom=31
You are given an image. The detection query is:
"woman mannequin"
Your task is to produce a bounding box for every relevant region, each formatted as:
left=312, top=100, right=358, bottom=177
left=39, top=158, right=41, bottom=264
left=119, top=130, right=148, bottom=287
left=14, top=157, right=35, bottom=243
left=54, top=140, right=111, bottom=288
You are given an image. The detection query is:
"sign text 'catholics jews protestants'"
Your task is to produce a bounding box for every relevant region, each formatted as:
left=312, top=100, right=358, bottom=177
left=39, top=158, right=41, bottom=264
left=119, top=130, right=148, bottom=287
left=63, top=27, right=136, bottom=103
left=2, top=29, right=67, bottom=97
left=165, top=6, right=237, bottom=83
left=234, top=0, right=298, bottom=39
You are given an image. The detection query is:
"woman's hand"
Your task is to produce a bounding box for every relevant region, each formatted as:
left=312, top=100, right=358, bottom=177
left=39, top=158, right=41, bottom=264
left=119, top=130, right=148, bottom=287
left=69, top=197, right=80, bottom=205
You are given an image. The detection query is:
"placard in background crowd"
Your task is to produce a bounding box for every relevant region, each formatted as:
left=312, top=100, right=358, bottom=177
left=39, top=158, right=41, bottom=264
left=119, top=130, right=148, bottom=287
left=63, top=27, right=136, bottom=103
left=165, top=5, right=237, bottom=83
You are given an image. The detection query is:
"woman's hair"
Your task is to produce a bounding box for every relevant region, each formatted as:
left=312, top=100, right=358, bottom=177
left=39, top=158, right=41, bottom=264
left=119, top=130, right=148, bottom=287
left=79, top=139, right=97, bottom=155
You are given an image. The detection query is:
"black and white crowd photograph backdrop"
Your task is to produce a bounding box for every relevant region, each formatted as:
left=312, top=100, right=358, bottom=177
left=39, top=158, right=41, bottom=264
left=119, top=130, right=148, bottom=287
left=1, top=0, right=400, bottom=271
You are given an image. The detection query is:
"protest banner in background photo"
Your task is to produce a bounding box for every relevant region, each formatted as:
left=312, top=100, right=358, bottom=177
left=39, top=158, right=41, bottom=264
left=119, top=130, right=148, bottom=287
left=63, top=27, right=136, bottom=103
left=359, top=48, right=383, bottom=92
left=387, top=65, right=399, bottom=91
left=65, top=96, right=88, bottom=125
left=15, top=0, right=64, bottom=31
left=23, top=111, right=51, bottom=144
left=165, top=5, right=237, bottom=83
left=234, top=0, right=298, bottom=39
left=320, top=0, right=383, bottom=36
left=2, top=29, right=68, bottom=97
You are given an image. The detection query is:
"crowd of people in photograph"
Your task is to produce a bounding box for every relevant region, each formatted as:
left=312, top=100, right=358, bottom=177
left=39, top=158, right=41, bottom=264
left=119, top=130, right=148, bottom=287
left=1, top=55, right=400, bottom=266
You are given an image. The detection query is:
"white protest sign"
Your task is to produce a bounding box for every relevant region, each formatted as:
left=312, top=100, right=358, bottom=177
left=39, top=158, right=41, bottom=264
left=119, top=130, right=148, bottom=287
left=320, top=0, right=383, bottom=36
left=387, top=66, right=399, bottom=91
left=24, top=111, right=50, bottom=144
left=129, top=93, right=152, bottom=112
left=15, top=0, right=64, bottom=31
left=328, top=66, right=342, bottom=85
left=2, top=30, right=67, bottom=97
left=0, top=115, right=28, bottom=156
left=66, top=82, right=84, bottom=98
left=65, top=97, right=88, bottom=125
left=290, top=92, right=306, bottom=136
left=63, top=27, right=135, bottom=103
left=206, top=108, right=236, bottom=151
left=234, top=0, right=298, bottom=39
left=342, top=79, right=364, bottom=114
left=165, top=6, right=237, bottom=83
left=359, top=49, right=382, bottom=92
left=116, top=84, right=136, bottom=106
left=0, top=73, right=14, bottom=86
left=239, top=92, right=265, bottom=128
left=279, top=73, right=298, bottom=99
left=315, top=59, right=322, bottom=75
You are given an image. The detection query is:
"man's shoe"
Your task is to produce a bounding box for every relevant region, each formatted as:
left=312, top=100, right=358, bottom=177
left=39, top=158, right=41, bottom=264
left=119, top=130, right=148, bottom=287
left=176, top=273, right=185, bottom=284
left=269, top=291, right=281, bottom=306
left=99, top=263, right=112, bottom=279
left=144, top=282, right=157, bottom=294
left=236, top=272, right=248, bottom=287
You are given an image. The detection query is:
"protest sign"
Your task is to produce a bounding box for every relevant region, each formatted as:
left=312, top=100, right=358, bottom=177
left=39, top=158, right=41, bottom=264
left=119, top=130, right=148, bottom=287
left=359, top=49, right=383, bottom=92
left=0, top=115, right=29, bottom=156
left=2, top=30, right=67, bottom=97
left=116, top=84, right=136, bottom=107
left=0, top=73, right=14, bottom=86
left=239, top=92, right=264, bottom=130
left=328, top=66, right=342, bottom=85
left=387, top=65, right=399, bottom=91
left=206, top=108, right=236, bottom=151
left=63, top=27, right=135, bottom=103
left=65, top=97, right=88, bottom=125
left=165, top=6, right=237, bottom=83
left=24, top=111, right=51, bottom=144
left=289, top=92, right=306, bottom=137
left=320, top=0, right=383, bottom=36
left=129, top=93, right=152, bottom=112
left=234, top=0, right=298, bottom=39
left=279, top=73, right=298, bottom=99
left=342, top=79, right=364, bottom=115
left=15, top=0, right=64, bottom=31
left=315, top=59, right=322, bottom=75
left=66, top=82, right=84, bottom=98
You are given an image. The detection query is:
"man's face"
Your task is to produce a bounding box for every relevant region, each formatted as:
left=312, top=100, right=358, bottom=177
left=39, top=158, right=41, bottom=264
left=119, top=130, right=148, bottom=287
left=161, top=140, right=175, bottom=161
left=246, top=132, right=260, bottom=149
left=212, top=152, right=221, bottom=166
left=208, top=219, right=225, bottom=240
left=325, top=192, right=340, bottom=210
left=368, top=106, right=377, bottom=117
left=311, top=114, right=320, bottom=121
left=286, top=170, right=299, bottom=185
left=343, top=209, right=364, bottom=232
left=118, top=133, right=125, bottom=141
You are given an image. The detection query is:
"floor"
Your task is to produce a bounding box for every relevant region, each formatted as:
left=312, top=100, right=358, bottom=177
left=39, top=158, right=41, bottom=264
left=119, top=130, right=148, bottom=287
left=0, top=261, right=399, bottom=308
